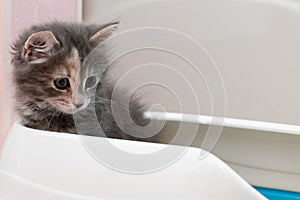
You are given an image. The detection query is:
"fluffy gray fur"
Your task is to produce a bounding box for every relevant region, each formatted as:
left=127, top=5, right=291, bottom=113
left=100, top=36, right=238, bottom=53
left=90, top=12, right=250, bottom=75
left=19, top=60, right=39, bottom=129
left=11, top=21, right=157, bottom=141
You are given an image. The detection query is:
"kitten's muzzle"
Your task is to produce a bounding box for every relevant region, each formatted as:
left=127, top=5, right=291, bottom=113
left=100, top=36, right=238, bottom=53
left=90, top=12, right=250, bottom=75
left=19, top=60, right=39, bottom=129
left=74, top=102, right=84, bottom=108
left=70, top=99, right=90, bottom=113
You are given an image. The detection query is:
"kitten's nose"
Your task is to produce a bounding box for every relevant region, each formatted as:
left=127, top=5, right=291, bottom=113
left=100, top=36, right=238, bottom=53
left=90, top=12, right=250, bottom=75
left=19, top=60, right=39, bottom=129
left=74, top=102, right=84, bottom=108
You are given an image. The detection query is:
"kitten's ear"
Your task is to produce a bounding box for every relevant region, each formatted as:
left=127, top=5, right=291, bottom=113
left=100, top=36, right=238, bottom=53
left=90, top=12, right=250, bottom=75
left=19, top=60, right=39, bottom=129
left=89, top=22, right=119, bottom=46
left=23, top=31, right=60, bottom=64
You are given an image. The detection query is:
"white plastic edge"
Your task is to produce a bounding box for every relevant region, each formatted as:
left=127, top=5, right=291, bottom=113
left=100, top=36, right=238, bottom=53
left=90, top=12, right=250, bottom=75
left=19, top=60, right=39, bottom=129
left=144, top=111, right=300, bottom=136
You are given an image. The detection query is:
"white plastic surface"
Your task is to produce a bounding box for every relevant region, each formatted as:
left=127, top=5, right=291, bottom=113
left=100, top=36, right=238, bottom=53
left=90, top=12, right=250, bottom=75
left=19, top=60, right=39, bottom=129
left=0, top=122, right=265, bottom=200
left=144, top=112, right=300, bottom=192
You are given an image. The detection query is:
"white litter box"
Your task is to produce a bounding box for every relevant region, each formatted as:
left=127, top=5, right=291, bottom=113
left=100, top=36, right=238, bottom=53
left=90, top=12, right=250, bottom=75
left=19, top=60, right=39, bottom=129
left=145, top=112, right=300, bottom=194
left=0, top=120, right=265, bottom=200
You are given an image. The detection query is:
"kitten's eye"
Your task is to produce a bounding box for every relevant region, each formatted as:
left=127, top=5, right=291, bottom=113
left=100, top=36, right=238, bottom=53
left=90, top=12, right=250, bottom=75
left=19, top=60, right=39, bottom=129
left=85, top=76, right=97, bottom=88
left=54, top=78, right=70, bottom=90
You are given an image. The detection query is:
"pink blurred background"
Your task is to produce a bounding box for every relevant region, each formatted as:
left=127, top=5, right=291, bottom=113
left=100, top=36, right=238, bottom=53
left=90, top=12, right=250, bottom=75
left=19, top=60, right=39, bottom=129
left=0, top=0, right=82, bottom=147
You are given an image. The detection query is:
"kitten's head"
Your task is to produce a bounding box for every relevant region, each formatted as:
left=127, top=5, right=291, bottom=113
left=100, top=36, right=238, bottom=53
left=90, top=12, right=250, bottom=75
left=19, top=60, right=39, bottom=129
left=11, top=21, right=118, bottom=114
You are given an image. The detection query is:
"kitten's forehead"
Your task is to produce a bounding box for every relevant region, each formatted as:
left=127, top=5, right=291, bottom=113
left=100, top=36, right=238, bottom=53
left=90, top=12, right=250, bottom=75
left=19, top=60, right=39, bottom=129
left=56, top=48, right=81, bottom=78
left=67, top=48, right=81, bottom=78
left=81, top=46, right=110, bottom=78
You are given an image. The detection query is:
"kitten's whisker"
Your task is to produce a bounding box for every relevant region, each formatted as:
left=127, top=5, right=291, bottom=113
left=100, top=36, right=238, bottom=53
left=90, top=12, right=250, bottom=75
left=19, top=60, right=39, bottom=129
left=93, top=95, right=129, bottom=106
left=90, top=98, right=130, bottom=109
left=46, top=109, right=60, bottom=130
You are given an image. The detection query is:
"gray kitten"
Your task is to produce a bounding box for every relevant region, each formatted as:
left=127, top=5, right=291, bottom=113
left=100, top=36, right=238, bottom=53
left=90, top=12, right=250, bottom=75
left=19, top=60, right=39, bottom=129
left=11, top=21, right=157, bottom=141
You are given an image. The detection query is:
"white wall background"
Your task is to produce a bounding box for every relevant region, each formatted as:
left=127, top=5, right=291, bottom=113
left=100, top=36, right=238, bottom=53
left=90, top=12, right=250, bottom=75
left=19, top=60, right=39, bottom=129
left=83, top=0, right=300, bottom=125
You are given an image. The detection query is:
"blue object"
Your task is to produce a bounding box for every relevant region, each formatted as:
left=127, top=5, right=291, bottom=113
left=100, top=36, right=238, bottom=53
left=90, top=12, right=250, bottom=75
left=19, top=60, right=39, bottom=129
left=255, top=187, right=300, bottom=200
